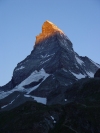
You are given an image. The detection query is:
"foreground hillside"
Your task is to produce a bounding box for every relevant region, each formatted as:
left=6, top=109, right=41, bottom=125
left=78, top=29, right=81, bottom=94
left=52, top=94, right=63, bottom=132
left=0, top=77, right=100, bottom=133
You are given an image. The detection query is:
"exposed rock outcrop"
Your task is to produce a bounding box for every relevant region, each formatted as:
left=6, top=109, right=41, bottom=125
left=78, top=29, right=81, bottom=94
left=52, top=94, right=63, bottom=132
left=35, top=20, right=64, bottom=44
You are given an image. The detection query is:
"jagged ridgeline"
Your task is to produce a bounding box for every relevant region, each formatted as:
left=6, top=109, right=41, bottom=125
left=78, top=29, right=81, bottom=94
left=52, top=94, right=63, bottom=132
left=0, top=21, right=100, bottom=133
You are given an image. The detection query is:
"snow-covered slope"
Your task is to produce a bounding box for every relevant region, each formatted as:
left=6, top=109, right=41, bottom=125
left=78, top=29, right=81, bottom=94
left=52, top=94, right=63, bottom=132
left=0, top=69, right=49, bottom=107
left=16, top=68, right=49, bottom=94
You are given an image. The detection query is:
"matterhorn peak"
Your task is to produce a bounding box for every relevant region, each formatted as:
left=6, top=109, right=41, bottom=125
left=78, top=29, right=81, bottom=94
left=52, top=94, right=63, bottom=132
left=35, top=20, right=64, bottom=44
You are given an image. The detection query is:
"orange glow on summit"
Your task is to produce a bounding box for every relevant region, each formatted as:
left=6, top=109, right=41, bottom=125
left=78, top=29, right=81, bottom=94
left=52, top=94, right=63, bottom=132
left=35, top=20, right=64, bottom=44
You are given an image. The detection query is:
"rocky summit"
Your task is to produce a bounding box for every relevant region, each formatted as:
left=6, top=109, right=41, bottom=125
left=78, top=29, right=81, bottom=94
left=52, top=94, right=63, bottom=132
left=36, top=20, right=63, bottom=44
left=0, top=21, right=100, bottom=133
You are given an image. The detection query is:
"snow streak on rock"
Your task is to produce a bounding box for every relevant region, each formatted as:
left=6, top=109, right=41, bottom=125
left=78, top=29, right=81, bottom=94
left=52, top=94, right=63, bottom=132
left=1, top=99, right=15, bottom=109
left=71, top=72, right=86, bottom=79
left=86, top=71, right=94, bottom=77
left=15, top=66, right=25, bottom=71
left=0, top=69, right=49, bottom=100
left=24, top=95, right=47, bottom=104
left=75, top=55, right=84, bottom=65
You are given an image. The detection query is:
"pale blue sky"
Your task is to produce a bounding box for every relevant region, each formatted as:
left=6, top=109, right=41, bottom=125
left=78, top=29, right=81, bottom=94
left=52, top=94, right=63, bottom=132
left=0, top=0, right=100, bottom=86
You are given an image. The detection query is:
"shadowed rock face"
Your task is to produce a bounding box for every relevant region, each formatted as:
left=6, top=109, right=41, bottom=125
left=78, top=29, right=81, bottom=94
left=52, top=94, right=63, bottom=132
left=12, top=32, right=74, bottom=86
left=0, top=21, right=100, bottom=133
left=94, top=68, right=100, bottom=78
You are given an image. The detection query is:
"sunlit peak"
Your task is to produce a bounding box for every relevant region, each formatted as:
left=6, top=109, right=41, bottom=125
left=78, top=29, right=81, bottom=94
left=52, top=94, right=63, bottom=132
left=35, top=20, right=64, bottom=44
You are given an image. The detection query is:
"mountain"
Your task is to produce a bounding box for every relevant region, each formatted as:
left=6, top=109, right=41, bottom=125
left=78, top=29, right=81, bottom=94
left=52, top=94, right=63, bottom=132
left=0, top=20, right=100, bottom=133
left=0, top=20, right=100, bottom=110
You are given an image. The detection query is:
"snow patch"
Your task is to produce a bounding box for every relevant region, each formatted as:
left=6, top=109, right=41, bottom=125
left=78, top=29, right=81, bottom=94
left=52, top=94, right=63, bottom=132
left=41, top=53, right=55, bottom=58
left=62, top=68, right=67, bottom=72
left=26, top=69, right=49, bottom=94
left=24, top=94, right=46, bottom=104
left=51, top=116, right=54, bottom=120
left=86, top=71, right=94, bottom=77
left=33, top=96, right=46, bottom=104
left=0, top=91, right=13, bottom=100
left=75, top=56, right=84, bottom=65
left=51, top=116, right=56, bottom=123
left=71, top=72, right=86, bottom=79
left=15, top=68, right=49, bottom=93
left=1, top=99, right=15, bottom=109
left=54, top=121, right=56, bottom=123
left=0, top=69, right=49, bottom=99
left=65, top=99, right=67, bottom=101
left=1, top=104, right=8, bottom=109
left=18, top=70, right=44, bottom=88
left=27, top=83, right=42, bottom=94
left=15, top=66, right=25, bottom=71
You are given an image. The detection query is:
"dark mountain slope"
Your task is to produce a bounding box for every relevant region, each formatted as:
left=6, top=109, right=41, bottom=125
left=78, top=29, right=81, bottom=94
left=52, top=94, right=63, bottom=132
left=94, top=68, right=100, bottom=78
left=0, top=78, right=100, bottom=133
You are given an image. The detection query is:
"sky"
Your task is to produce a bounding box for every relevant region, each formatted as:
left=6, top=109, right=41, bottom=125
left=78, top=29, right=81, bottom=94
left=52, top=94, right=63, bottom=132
left=0, top=0, right=100, bottom=86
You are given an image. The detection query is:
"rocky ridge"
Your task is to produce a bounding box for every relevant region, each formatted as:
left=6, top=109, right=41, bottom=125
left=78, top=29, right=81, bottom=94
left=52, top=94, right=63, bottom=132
left=36, top=20, right=64, bottom=44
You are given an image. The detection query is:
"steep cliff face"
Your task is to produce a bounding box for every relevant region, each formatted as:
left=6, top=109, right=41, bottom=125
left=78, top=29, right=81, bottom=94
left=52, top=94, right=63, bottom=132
left=9, top=21, right=100, bottom=88
left=0, top=21, right=100, bottom=106
left=12, top=21, right=74, bottom=87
